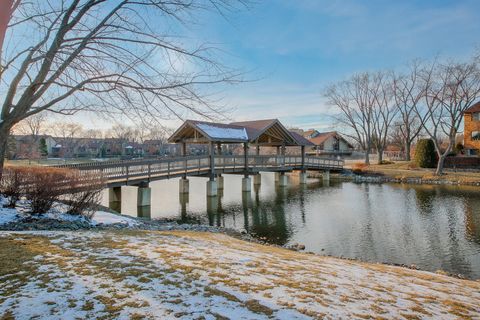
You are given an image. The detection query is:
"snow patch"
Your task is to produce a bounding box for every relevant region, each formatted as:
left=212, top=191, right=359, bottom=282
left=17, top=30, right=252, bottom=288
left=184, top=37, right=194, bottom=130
left=0, top=195, right=138, bottom=227
left=91, top=211, right=139, bottom=226
left=196, top=123, right=248, bottom=140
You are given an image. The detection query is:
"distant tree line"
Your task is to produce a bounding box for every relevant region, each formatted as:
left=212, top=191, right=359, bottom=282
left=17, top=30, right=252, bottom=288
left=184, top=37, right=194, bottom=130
left=9, top=117, right=173, bottom=159
left=324, top=52, right=480, bottom=175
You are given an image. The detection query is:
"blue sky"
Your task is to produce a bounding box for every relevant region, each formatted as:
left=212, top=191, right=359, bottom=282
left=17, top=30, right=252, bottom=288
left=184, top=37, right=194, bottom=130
left=79, top=0, right=480, bottom=131
left=197, top=0, right=480, bottom=130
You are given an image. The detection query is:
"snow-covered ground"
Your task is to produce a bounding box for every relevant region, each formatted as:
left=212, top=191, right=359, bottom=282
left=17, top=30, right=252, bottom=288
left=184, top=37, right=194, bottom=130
left=0, top=196, right=138, bottom=227
left=0, top=230, right=479, bottom=319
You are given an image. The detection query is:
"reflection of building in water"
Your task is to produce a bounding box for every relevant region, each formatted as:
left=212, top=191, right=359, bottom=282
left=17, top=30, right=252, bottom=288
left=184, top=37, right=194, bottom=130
left=464, top=198, right=480, bottom=244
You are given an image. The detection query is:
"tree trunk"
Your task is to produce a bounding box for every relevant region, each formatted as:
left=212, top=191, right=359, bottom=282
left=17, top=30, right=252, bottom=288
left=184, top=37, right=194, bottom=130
left=0, top=128, right=9, bottom=182
left=405, top=141, right=411, bottom=162
left=365, top=151, right=370, bottom=165
left=377, top=148, right=383, bottom=164
left=436, top=154, right=446, bottom=175
left=364, top=140, right=371, bottom=165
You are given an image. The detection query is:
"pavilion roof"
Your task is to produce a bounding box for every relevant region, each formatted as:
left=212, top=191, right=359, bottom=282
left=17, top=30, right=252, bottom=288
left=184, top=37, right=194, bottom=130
left=230, top=119, right=298, bottom=146
left=289, top=131, right=315, bottom=146
left=168, top=120, right=248, bottom=143
left=169, top=118, right=306, bottom=146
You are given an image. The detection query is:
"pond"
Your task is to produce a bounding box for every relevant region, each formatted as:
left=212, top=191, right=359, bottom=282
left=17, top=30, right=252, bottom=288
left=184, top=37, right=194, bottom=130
left=101, top=173, right=480, bottom=279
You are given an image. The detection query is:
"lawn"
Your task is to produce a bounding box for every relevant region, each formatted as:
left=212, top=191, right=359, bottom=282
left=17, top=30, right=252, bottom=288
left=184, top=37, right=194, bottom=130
left=5, top=158, right=121, bottom=167
left=348, top=161, right=480, bottom=184
left=0, top=230, right=479, bottom=319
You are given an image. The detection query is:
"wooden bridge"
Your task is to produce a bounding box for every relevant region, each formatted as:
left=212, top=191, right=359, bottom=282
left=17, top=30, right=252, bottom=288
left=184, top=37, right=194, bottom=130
left=56, top=118, right=345, bottom=211
left=57, top=154, right=344, bottom=188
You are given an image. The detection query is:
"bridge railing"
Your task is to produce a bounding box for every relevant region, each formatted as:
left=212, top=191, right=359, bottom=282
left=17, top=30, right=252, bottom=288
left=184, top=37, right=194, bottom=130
left=53, top=155, right=343, bottom=182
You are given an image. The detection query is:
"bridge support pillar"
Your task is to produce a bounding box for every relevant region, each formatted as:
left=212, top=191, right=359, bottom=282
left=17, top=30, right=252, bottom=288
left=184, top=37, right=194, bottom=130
left=278, top=173, right=288, bottom=187
left=137, top=183, right=151, bottom=207
left=242, top=177, right=251, bottom=192
left=217, top=175, right=224, bottom=190
left=253, top=174, right=261, bottom=186
left=299, top=172, right=307, bottom=184
left=207, top=180, right=218, bottom=197
left=274, top=172, right=280, bottom=182
left=109, top=186, right=122, bottom=203
left=108, top=187, right=122, bottom=212
left=323, top=170, right=330, bottom=182
left=179, top=178, right=189, bottom=194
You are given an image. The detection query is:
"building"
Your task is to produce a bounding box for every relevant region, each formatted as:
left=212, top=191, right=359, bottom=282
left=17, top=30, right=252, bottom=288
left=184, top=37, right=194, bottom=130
left=307, top=131, right=353, bottom=156
left=463, top=101, right=480, bottom=156
left=303, top=129, right=320, bottom=139
left=9, top=135, right=57, bottom=159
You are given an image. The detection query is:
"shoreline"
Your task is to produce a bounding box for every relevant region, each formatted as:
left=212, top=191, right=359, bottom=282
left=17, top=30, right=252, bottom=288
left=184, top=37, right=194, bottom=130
left=0, top=211, right=475, bottom=281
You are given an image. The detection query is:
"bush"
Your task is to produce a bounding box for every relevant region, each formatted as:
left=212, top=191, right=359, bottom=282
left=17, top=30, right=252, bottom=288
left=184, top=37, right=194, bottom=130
left=454, top=143, right=464, bottom=155
left=414, top=139, right=437, bottom=168
left=23, top=167, right=72, bottom=214
left=0, top=166, right=105, bottom=216
left=65, top=170, right=105, bottom=218
left=352, top=162, right=368, bottom=174
left=0, top=166, right=27, bottom=207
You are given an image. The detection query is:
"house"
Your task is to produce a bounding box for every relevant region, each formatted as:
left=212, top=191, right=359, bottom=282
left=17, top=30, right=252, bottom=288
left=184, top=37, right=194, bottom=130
left=463, top=101, right=480, bottom=156
left=307, top=131, right=354, bottom=156
left=303, top=129, right=320, bottom=139
left=9, top=135, right=57, bottom=159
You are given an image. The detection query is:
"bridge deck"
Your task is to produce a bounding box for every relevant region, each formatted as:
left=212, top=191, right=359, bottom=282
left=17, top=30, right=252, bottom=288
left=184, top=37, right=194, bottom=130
left=56, top=155, right=343, bottom=187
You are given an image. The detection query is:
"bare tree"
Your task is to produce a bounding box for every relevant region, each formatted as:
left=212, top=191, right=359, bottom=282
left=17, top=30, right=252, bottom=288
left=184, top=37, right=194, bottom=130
left=416, top=58, right=480, bottom=175
left=391, top=62, right=424, bottom=161
left=83, top=128, right=103, bottom=139
left=0, top=0, right=20, bottom=70
left=50, top=122, right=83, bottom=157
left=12, top=112, right=47, bottom=137
left=10, top=113, right=48, bottom=160
left=371, top=72, right=398, bottom=164
left=325, top=72, right=380, bottom=164
left=0, top=0, right=246, bottom=179
left=106, top=124, right=134, bottom=142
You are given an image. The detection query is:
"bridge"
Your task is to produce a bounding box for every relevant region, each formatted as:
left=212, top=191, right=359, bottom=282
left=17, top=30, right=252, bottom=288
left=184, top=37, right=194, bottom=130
left=57, top=118, right=344, bottom=212
left=57, top=154, right=343, bottom=188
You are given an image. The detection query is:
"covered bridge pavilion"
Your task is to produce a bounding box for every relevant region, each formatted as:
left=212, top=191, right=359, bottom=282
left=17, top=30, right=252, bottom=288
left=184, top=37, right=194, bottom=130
left=168, top=118, right=314, bottom=196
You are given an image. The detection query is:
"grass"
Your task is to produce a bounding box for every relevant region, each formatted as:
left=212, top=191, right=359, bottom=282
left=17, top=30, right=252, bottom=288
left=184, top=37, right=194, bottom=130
left=1, top=230, right=479, bottom=319
left=348, top=160, right=480, bottom=184
left=5, top=158, right=121, bottom=167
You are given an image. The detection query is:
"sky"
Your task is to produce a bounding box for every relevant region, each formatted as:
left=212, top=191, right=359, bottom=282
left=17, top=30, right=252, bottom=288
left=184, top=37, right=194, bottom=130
left=72, top=0, right=480, bottom=132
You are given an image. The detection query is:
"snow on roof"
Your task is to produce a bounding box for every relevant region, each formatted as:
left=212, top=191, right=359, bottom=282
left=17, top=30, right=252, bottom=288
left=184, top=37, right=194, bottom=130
left=196, top=123, right=248, bottom=141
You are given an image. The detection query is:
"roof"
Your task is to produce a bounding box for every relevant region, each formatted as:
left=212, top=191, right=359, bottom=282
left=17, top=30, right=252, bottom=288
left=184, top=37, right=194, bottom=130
left=169, top=118, right=303, bottom=146
left=230, top=119, right=297, bottom=145
left=464, top=101, right=480, bottom=114
left=168, top=120, right=249, bottom=143
left=309, top=131, right=354, bottom=148
left=289, top=131, right=315, bottom=146
left=303, top=129, right=319, bottom=138
left=229, top=119, right=278, bottom=141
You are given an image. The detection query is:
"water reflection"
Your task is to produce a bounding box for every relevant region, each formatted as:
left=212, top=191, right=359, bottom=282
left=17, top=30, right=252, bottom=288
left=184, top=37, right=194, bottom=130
left=102, top=175, right=480, bottom=279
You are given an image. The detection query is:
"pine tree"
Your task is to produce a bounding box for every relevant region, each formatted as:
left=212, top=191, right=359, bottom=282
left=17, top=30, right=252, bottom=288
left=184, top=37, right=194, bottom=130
left=39, top=138, right=48, bottom=157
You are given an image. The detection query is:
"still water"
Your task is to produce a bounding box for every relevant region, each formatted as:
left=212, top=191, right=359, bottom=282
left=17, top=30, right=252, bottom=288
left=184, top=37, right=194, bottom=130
left=102, top=173, right=480, bottom=279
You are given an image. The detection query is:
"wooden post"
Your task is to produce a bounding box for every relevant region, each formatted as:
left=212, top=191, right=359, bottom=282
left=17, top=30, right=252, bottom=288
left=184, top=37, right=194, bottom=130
left=210, top=141, right=215, bottom=181
left=301, top=145, right=305, bottom=170
left=243, top=142, right=248, bottom=176
left=182, top=142, right=187, bottom=178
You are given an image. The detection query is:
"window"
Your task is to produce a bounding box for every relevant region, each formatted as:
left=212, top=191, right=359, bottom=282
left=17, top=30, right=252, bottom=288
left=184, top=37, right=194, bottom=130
left=473, top=113, right=480, bottom=121
left=472, top=131, right=480, bottom=141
